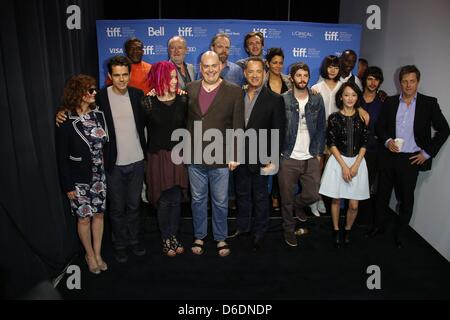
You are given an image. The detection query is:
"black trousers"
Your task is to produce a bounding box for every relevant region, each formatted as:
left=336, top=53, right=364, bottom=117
left=234, top=165, right=270, bottom=237
left=375, top=152, right=420, bottom=238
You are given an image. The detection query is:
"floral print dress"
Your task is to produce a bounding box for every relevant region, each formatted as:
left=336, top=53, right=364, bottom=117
left=70, top=111, right=108, bottom=218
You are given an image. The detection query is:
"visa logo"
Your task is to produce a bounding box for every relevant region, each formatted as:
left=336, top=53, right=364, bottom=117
left=109, top=48, right=123, bottom=54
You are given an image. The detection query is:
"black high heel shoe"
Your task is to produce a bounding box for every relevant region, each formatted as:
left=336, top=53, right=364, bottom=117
left=343, top=229, right=351, bottom=248
left=333, top=230, right=341, bottom=248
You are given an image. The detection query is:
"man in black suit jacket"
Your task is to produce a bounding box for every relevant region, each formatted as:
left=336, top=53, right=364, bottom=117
left=99, top=56, right=147, bottom=262
left=369, top=65, right=449, bottom=248
left=228, top=57, right=285, bottom=250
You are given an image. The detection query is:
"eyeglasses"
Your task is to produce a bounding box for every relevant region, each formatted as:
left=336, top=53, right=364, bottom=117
left=87, top=88, right=97, bottom=95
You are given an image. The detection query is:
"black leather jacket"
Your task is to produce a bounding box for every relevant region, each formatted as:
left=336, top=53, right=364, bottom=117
left=326, top=111, right=368, bottom=157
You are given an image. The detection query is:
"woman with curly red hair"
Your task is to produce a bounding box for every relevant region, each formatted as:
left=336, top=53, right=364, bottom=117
left=55, top=74, right=109, bottom=274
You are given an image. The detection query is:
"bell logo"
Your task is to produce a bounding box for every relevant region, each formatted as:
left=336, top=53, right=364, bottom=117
left=143, top=45, right=155, bottom=55
left=148, top=27, right=165, bottom=37
left=292, top=48, right=307, bottom=58
left=106, top=27, right=121, bottom=37
left=178, top=27, right=193, bottom=37
left=324, top=31, right=339, bottom=41
left=253, top=28, right=267, bottom=38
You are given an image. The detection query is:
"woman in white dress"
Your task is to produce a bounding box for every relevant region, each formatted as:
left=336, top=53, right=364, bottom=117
left=319, top=81, right=370, bottom=248
left=309, top=55, right=342, bottom=216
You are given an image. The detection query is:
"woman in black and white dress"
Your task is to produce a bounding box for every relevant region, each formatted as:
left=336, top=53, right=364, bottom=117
left=56, top=75, right=109, bottom=274
left=319, top=81, right=369, bottom=248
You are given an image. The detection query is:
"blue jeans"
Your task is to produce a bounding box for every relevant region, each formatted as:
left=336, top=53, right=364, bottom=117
left=188, top=165, right=229, bottom=241
left=107, top=160, right=144, bottom=249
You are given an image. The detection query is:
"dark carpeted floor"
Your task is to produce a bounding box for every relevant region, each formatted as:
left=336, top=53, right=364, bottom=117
left=57, top=202, right=450, bottom=300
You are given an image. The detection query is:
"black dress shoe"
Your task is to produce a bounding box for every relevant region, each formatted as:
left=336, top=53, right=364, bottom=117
left=252, top=236, right=263, bottom=251
left=131, top=242, right=146, bottom=256
left=365, top=227, right=384, bottom=238
left=395, top=238, right=404, bottom=249
left=228, top=229, right=248, bottom=239
left=114, top=248, right=128, bottom=263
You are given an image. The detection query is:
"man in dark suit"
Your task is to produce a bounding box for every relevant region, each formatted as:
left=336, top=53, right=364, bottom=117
left=228, top=57, right=285, bottom=251
left=368, top=65, right=449, bottom=248
left=97, top=55, right=147, bottom=262
left=186, top=51, right=245, bottom=257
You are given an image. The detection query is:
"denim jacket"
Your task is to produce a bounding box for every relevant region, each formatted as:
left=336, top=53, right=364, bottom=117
left=281, top=88, right=326, bottom=159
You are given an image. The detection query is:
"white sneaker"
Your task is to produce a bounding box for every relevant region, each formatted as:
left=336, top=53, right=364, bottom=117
left=309, top=202, right=320, bottom=217
left=317, top=200, right=326, bottom=213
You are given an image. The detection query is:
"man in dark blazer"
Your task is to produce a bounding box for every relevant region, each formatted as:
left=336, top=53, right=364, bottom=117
left=186, top=51, right=245, bottom=257
left=228, top=57, right=285, bottom=251
left=96, top=55, right=147, bottom=262
left=368, top=65, right=449, bottom=248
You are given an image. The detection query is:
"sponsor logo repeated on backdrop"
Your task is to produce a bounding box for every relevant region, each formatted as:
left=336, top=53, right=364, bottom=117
left=97, top=19, right=361, bottom=86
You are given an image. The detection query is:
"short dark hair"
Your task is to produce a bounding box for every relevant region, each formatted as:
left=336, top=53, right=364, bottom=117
left=243, top=31, right=265, bottom=54
left=362, top=66, right=384, bottom=89
left=358, top=58, right=368, bottom=66
left=107, top=55, right=132, bottom=74
left=289, top=62, right=310, bottom=79
left=124, top=37, right=143, bottom=52
left=340, top=49, right=357, bottom=60
left=399, top=65, right=421, bottom=82
left=335, top=81, right=363, bottom=110
left=244, top=56, right=265, bottom=70
left=265, top=47, right=284, bottom=63
left=319, top=55, right=341, bottom=81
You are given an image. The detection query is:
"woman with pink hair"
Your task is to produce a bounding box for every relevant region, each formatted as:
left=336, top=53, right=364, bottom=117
left=142, top=61, right=188, bottom=257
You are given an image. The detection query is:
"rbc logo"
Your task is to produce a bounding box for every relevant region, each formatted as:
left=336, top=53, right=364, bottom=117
left=143, top=45, right=155, bottom=55
left=292, top=48, right=307, bottom=58
left=253, top=28, right=267, bottom=38
left=178, top=27, right=193, bottom=37
left=324, top=31, right=339, bottom=41
left=148, top=27, right=165, bottom=37
left=106, top=27, right=121, bottom=37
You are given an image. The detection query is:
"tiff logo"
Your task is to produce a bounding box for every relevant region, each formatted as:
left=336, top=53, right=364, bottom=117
left=324, top=31, right=339, bottom=41
left=178, top=27, right=193, bottom=37
left=148, top=26, right=165, bottom=37
left=253, top=28, right=267, bottom=38
left=292, top=48, right=307, bottom=58
left=143, top=45, right=155, bottom=55
left=106, top=27, right=121, bottom=37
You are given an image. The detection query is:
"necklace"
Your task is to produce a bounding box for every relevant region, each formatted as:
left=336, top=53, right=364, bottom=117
left=202, top=79, right=221, bottom=92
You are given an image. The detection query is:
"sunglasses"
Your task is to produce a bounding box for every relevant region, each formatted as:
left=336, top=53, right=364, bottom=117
left=87, top=88, right=97, bottom=95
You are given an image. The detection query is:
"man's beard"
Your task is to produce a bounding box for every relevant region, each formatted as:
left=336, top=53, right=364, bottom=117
left=294, top=81, right=308, bottom=90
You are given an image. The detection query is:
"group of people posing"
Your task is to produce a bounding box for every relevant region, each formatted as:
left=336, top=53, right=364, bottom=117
left=55, top=32, right=449, bottom=275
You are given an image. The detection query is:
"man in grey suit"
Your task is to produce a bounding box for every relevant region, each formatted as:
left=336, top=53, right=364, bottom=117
left=168, top=35, right=195, bottom=90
